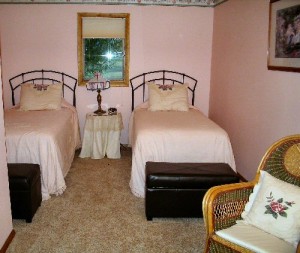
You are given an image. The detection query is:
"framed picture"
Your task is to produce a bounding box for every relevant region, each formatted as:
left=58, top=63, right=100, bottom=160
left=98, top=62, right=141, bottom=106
left=268, top=0, right=300, bottom=72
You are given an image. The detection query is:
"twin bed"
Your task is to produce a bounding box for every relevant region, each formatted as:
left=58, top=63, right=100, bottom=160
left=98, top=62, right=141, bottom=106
left=4, top=70, right=81, bottom=200
left=129, top=70, right=236, bottom=198
left=4, top=69, right=235, bottom=202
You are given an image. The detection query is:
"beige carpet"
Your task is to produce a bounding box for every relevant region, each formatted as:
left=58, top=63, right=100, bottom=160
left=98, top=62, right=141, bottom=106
left=7, top=148, right=206, bottom=253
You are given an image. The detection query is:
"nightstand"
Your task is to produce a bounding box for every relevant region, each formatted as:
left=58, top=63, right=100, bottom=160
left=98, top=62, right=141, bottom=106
left=79, top=113, right=123, bottom=159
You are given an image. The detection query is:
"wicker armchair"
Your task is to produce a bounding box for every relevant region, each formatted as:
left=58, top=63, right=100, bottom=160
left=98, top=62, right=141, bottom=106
left=202, top=134, right=300, bottom=253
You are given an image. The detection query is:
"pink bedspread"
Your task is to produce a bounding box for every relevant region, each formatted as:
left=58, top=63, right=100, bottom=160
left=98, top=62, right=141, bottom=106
left=5, top=101, right=81, bottom=200
left=129, top=105, right=236, bottom=198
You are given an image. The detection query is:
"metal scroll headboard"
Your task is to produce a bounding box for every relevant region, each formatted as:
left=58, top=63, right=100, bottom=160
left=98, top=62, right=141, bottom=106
left=9, top=69, right=78, bottom=107
left=130, top=70, right=198, bottom=111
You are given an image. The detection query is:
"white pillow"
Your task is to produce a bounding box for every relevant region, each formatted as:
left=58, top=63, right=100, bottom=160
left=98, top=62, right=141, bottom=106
left=241, top=171, right=300, bottom=248
left=19, top=83, right=63, bottom=111
left=241, top=171, right=266, bottom=217
left=148, top=83, right=189, bottom=112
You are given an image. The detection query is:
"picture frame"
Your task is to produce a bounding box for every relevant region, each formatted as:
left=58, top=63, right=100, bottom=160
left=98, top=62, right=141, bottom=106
left=268, top=0, right=300, bottom=72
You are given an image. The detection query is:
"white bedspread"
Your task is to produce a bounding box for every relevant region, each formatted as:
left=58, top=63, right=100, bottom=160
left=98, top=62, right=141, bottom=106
left=4, top=100, right=81, bottom=200
left=129, top=105, right=236, bottom=198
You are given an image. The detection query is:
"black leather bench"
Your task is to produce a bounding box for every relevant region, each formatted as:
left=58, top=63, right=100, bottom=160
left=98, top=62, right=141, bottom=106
left=8, top=163, right=42, bottom=223
left=145, top=162, right=239, bottom=220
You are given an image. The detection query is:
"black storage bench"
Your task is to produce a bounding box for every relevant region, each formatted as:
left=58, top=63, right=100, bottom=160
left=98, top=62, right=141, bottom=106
left=145, top=162, right=239, bottom=220
left=8, top=163, right=42, bottom=223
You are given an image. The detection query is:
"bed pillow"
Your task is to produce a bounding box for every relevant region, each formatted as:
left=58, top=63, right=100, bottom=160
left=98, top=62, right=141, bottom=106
left=148, top=83, right=189, bottom=111
left=241, top=171, right=300, bottom=247
left=19, top=83, right=63, bottom=111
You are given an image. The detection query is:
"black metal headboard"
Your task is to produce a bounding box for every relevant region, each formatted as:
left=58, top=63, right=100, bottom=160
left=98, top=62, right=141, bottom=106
left=9, top=69, right=77, bottom=107
left=130, top=70, right=198, bottom=111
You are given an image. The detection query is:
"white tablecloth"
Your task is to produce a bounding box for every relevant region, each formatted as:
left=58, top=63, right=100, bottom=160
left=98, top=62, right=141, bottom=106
left=79, top=113, right=123, bottom=159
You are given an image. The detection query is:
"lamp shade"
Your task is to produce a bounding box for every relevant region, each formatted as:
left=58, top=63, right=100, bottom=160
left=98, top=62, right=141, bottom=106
left=86, top=72, right=110, bottom=91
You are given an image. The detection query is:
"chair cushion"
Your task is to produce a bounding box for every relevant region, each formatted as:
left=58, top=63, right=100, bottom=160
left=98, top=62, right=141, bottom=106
left=216, top=222, right=295, bottom=253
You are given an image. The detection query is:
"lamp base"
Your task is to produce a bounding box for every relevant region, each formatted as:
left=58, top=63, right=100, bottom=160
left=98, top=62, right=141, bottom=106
left=94, top=108, right=106, bottom=115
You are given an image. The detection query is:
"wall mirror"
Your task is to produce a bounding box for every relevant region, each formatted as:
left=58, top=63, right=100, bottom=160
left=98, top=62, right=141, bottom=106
left=77, top=13, right=130, bottom=87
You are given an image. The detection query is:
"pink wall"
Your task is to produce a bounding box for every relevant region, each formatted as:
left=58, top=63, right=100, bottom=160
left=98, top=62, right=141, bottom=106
left=0, top=56, right=13, bottom=250
left=210, top=0, right=300, bottom=181
left=2, top=1, right=299, bottom=184
left=0, top=5, right=214, bottom=144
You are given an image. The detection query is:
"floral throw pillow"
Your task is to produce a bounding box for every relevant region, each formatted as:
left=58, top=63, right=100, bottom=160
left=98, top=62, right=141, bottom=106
left=241, top=171, right=300, bottom=248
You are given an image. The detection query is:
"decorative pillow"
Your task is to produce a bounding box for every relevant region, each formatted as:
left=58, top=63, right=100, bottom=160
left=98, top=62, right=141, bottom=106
left=241, top=171, right=300, bottom=247
left=241, top=171, right=266, bottom=217
left=148, top=83, right=189, bottom=111
left=19, top=83, right=63, bottom=111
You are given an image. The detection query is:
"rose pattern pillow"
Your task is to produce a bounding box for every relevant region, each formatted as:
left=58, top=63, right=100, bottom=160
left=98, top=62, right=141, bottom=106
left=241, top=171, right=300, bottom=248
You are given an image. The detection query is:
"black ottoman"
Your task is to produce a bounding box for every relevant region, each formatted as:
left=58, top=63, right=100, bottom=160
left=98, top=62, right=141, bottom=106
left=145, top=162, right=239, bottom=220
left=8, top=163, right=42, bottom=223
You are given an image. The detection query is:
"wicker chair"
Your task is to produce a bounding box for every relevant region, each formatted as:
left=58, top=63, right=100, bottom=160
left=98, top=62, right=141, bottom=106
left=202, top=134, right=300, bottom=253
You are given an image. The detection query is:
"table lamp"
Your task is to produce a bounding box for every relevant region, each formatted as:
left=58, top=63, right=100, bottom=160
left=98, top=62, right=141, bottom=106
left=86, top=72, right=110, bottom=115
